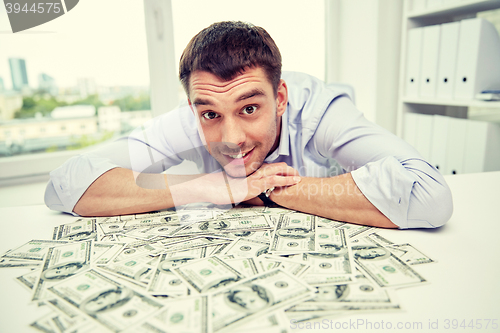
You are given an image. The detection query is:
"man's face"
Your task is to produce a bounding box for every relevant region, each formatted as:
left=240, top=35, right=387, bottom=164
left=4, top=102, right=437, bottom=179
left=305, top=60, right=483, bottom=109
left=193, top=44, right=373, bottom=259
left=189, top=66, right=287, bottom=177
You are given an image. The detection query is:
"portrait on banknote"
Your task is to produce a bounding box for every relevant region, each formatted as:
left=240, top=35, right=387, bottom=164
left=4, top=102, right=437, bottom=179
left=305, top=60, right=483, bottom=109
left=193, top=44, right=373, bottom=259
left=159, top=256, right=197, bottom=271
left=314, top=284, right=349, bottom=301
left=80, top=287, right=133, bottom=315
left=41, top=262, right=89, bottom=281
left=276, top=227, right=313, bottom=239
left=352, top=245, right=391, bottom=261
left=199, top=220, right=231, bottom=231
left=59, top=231, right=96, bottom=242
left=225, top=284, right=271, bottom=313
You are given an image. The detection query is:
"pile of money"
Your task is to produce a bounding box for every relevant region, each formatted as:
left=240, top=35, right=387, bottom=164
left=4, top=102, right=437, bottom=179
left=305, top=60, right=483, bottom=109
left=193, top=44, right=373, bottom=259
left=0, top=204, right=434, bottom=332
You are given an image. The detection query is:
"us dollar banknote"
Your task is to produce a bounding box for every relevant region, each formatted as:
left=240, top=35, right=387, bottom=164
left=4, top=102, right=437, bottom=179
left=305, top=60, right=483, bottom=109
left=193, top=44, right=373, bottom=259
left=386, top=243, right=435, bottom=265
left=53, top=219, right=97, bottom=242
left=147, top=252, right=195, bottom=296
left=259, top=257, right=309, bottom=277
left=351, top=236, right=427, bottom=288
left=93, top=242, right=125, bottom=266
left=130, top=296, right=208, bottom=333
left=232, top=310, right=289, bottom=333
left=209, top=269, right=313, bottom=332
left=222, top=238, right=270, bottom=259
left=161, top=237, right=231, bottom=254
left=98, top=253, right=156, bottom=289
left=32, top=240, right=92, bottom=301
left=47, top=269, right=163, bottom=333
left=0, top=258, right=41, bottom=268
left=337, top=224, right=375, bottom=239
left=225, top=257, right=260, bottom=277
left=287, top=268, right=398, bottom=313
left=298, top=228, right=354, bottom=285
left=171, top=215, right=273, bottom=237
left=16, top=270, right=41, bottom=291
left=270, top=213, right=316, bottom=253
left=1, top=239, right=67, bottom=261
left=172, top=256, right=243, bottom=294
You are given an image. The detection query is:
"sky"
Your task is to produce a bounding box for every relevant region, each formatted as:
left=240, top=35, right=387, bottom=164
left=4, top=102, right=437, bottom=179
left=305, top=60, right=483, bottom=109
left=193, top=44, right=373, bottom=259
left=0, top=0, right=324, bottom=90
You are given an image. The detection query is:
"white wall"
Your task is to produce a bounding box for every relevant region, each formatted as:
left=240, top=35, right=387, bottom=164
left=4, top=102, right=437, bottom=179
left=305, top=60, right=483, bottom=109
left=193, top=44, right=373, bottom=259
left=326, top=0, right=402, bottom=133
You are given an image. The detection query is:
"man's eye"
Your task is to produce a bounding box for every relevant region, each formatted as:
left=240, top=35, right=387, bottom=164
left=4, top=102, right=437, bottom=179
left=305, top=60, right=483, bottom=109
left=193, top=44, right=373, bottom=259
left=202, top=112, right=219, bottom=120
left=242, top=106, right=257, bottom=115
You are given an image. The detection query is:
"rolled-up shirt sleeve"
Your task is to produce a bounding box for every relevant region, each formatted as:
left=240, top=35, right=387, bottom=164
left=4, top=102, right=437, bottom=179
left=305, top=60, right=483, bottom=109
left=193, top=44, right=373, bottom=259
left=314, top=96, right=453, bottom=229
left=45, top=153, right=120, bottom=215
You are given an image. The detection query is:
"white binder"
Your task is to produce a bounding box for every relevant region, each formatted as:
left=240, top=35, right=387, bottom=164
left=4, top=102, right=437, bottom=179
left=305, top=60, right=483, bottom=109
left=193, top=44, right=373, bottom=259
left=414, top=114, right=434, bottom=161
left=463, top=120, right=500, bottom=173
left=436, top=21, right=460, bottom=99
left=426, top=0, right=443, bottom=10
left=453, top=18, right=500, bottom=100
left=405, top=28, right=424, bottom=97
left=444, top=117, right=467, bottom=175
left=403, top=112, right=418, bottom=148
left=429, top=115, right=449, bottom=173
left=419, top=25, right=441, bottom=98
left=411, top=0, right=427, bottom=12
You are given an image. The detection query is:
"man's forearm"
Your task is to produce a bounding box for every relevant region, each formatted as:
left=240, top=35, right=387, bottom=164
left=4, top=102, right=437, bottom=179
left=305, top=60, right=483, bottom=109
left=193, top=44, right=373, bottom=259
left=73, top=163, right=302, bottom=217
left=270, top=173, right=398, bottom=228
left=73, top=168, right=202, bottom=217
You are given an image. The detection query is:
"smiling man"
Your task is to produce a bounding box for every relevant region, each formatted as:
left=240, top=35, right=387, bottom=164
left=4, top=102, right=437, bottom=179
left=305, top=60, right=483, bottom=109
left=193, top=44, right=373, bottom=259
left=189, top=67, right=287, bottom=178
left=45, top=21, right=453, bottom=229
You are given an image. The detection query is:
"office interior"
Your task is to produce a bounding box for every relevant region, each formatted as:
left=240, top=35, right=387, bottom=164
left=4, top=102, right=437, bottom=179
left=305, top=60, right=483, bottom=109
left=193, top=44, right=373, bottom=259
left=1, top=0, right=500, bottom=208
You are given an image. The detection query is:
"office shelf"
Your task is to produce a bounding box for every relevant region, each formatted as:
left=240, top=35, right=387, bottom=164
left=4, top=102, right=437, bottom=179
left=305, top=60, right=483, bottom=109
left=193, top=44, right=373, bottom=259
left=402, top=97, right=500, bottom=108
left=407, top=0, right=500, bottom=20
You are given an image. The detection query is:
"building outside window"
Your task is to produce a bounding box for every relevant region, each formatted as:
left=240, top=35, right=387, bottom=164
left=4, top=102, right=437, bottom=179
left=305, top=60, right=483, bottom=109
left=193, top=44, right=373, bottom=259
left=0, top=0, right=151, bottom=158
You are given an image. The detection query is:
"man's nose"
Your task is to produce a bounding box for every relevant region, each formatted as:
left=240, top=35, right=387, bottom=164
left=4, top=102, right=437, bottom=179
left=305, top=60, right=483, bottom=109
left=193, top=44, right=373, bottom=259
left=221, top=117, right=245, bottom=147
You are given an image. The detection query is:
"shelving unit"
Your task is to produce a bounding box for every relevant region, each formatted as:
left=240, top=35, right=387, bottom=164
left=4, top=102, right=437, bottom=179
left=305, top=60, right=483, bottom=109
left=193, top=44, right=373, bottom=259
left=402, top=97, right=500, bottom=108
left=396, top=0, right=500, bottom=175
left=408, top=0, right=500, bottom=20
left=397, top=0, right=500, bottom=137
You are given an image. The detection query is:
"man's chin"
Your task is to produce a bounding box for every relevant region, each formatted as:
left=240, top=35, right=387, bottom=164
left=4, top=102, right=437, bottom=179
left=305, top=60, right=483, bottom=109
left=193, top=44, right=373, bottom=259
left=222, top=162, right=261, bottom=178
left=222, top=165, right=249, bottom=178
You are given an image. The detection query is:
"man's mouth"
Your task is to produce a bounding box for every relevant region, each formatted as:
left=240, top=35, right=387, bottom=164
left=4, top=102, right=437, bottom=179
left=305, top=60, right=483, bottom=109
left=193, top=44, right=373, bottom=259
left=221, top=147, right=255, bottom=164
left=227, top=151, right=249, bottom=159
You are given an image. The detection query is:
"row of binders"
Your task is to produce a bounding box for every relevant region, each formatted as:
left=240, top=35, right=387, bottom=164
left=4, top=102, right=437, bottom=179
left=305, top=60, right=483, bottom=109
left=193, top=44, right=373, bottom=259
left=405, top=18, right=500, bottom=100
left=404, top=113, right=500, bottom=175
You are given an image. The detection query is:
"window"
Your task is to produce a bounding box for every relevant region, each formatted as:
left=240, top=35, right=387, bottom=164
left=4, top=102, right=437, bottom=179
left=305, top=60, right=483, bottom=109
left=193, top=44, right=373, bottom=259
left=0, top=0, right=151, bottom=158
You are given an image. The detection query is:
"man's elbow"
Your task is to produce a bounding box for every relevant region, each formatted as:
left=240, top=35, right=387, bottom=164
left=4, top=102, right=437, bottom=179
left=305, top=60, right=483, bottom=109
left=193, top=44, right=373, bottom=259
left=44, top=180, right=71, bottom=214
left=411, top=182, right=453, bottom=228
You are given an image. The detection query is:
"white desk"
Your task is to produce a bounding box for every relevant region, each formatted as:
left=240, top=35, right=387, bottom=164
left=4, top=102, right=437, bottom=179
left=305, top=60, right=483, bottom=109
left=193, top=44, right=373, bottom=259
left=1, top=172, right=499, bottom=332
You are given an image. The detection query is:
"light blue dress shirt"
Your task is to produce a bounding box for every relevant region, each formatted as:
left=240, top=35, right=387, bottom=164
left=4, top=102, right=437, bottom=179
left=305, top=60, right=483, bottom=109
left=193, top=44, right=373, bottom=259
left=45, top=72, right=453, bottom=229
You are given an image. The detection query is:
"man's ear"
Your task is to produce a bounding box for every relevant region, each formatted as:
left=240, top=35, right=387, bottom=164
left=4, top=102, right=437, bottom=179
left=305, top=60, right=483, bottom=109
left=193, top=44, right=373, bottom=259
left=276, top=79, right=288, bottom=117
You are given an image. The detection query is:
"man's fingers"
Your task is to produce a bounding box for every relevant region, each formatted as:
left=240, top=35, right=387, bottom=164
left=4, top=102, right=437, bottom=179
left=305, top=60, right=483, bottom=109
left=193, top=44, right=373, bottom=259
left=262, top=175, right=301, bottom=189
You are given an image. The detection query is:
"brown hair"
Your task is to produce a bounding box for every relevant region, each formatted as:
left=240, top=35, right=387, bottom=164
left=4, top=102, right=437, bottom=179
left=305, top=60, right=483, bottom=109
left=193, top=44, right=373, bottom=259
left=179, top=21, right=282, bottom=98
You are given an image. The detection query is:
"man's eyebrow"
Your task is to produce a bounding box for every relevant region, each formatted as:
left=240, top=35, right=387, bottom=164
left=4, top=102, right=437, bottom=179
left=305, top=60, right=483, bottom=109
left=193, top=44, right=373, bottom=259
left=192, top=98, right=213, bottom=106
left=236, top=88, right=266, bottom=102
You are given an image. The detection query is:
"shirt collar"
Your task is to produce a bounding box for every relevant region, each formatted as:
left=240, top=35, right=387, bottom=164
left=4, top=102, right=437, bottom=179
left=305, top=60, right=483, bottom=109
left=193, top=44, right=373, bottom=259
left=265, top=107, right=290, bottom=162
